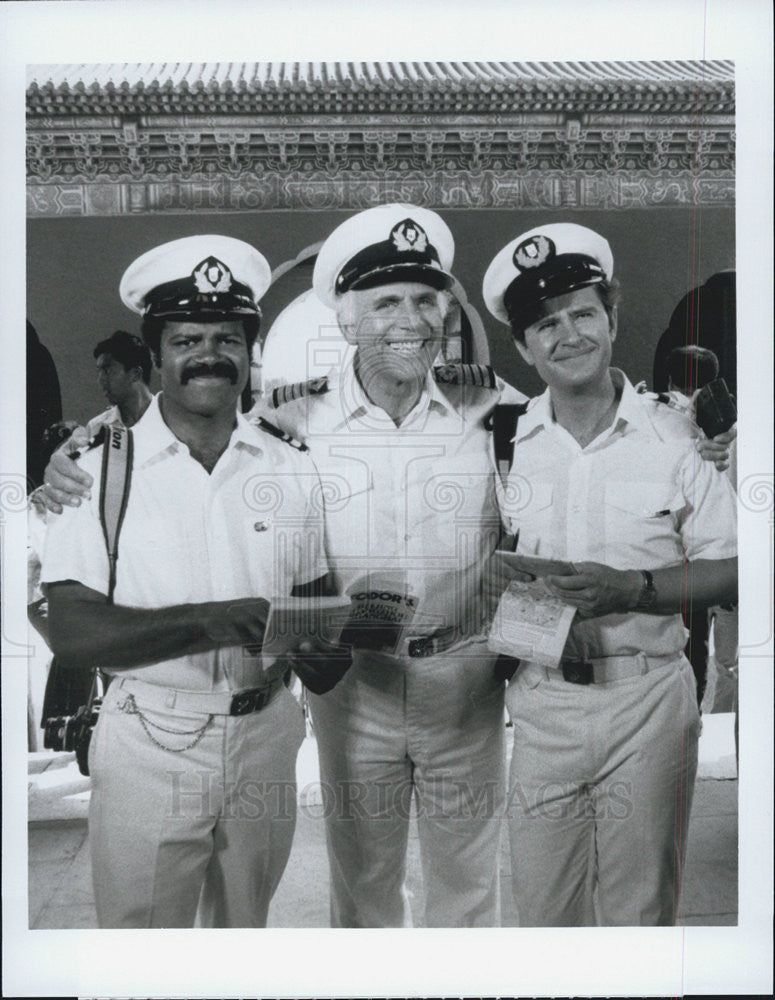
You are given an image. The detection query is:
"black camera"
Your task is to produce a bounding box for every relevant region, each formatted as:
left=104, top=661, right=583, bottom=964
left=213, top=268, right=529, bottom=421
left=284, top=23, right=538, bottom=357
left=694, top=378, right=737, bottom=438
left=43, top=699, right=101, bottom=776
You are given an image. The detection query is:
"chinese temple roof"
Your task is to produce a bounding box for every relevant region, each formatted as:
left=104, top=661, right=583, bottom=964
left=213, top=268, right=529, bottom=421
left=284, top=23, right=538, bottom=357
left=27, top=60, right=735, bottom=117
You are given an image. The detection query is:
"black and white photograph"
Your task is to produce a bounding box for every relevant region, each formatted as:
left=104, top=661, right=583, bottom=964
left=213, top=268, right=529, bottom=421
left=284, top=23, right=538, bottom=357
left=1, top=1, right=772, bottom=997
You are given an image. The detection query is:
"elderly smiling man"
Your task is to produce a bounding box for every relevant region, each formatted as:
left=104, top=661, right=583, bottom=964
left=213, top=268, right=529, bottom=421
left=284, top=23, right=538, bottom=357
left=266, top=204, right=511, bottom=928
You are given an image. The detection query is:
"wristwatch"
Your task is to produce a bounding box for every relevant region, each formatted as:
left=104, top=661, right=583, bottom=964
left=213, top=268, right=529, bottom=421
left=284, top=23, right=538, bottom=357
left=634, top=569, right=658, bottom=612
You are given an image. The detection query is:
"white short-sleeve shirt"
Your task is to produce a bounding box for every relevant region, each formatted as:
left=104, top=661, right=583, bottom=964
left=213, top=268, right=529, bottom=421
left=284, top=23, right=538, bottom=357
left=41, top=395, right=327, bottom=691
left=500, top=369, right=738, bottom=659
left=266, top=358, right=513, bottom=636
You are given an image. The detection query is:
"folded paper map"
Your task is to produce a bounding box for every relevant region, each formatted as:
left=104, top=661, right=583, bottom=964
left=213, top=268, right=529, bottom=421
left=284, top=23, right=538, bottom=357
left=488, top=577, right=577, bottom=669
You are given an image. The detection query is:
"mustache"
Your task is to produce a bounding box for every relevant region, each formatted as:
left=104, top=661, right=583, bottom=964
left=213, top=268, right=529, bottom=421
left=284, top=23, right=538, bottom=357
left=180, top=361, right=239, bottom=385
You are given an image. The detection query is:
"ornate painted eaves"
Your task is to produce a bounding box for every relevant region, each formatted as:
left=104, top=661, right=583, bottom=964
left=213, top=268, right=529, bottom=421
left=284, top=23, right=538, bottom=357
left=26, top=61, right=735, bottom=216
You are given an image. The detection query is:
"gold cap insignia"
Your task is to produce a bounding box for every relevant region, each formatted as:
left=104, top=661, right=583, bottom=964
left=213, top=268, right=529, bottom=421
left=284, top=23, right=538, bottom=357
left=391, top=219, right=428, bottom=253
left=514, top=235, right=555, bottom=271
left=193, top=257, right=233, bottom=293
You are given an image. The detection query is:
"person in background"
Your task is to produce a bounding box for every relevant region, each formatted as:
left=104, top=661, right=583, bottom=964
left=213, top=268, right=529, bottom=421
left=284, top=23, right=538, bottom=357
left=27, top=420, right=81, bottom=750
left=666, top=344, right=739, bottom=718
left=87, top=329, right=154, bottom=435
left=27, top=321, right=63, bottom=490
left=482, top=222, right=738, bottom=926
left=666, top=343, right=719, bottom=404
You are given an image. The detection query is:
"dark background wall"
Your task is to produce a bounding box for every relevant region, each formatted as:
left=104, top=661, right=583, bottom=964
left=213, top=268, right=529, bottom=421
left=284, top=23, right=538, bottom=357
left=27, top=206, right=734, bottom=423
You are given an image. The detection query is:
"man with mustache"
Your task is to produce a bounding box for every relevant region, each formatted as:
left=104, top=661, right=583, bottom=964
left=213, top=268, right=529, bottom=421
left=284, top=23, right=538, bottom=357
left=40, top=235, right=333, bottom=928
left=482, top=222, right=738, bottom=925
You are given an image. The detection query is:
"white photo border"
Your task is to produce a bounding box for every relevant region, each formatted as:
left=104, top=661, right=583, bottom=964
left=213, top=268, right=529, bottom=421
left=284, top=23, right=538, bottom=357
left=2, top=1, right=772, bottom=997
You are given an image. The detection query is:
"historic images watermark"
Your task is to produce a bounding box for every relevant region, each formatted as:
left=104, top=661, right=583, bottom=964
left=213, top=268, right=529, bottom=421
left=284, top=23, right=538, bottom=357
left=165, top=771, right=635, bottom=824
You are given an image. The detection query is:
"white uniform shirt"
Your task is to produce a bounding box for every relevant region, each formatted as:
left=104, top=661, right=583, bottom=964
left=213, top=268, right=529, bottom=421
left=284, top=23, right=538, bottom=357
left=266, top=358, right=513, bottom=636
left=500, top=369, right=737, bottom=659
left=42, top=394, right=326, bottom=691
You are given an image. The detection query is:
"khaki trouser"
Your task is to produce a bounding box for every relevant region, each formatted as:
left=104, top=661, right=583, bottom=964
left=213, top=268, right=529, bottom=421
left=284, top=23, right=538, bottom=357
left=505, top=655, right=700, bottom=926
left=88, top=680, right=305, bottom=928
left=309, top=637, right=505, bottom=928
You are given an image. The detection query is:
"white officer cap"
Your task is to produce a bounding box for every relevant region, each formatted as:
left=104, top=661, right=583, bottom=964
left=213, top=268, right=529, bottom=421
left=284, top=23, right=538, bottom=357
left=313, top=203, right=455, bottom=309
left=482, top=223, right=614, bottom=325
left=120, top=234, right=272, bottom=319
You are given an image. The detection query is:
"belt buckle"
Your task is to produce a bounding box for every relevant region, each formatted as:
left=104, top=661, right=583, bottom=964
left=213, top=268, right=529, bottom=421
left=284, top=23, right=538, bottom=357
left=229, top=686, right=269, bottom=716
left=561, top=660, right=593, bottom=685
left=408, top=636, right=434, bottom=658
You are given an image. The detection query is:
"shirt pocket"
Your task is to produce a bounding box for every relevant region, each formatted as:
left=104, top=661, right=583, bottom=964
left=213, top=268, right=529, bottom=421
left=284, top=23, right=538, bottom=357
left=603, top=481, right=685, bottom=563
left=314, top=461, right=373, bottom=560
left=505, top=480, right=554, bottom=550
left=409, top=452, right=500, bottom=565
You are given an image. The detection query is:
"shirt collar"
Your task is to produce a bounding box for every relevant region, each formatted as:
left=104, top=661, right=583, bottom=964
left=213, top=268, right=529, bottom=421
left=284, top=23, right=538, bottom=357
left=332, top=353, right=452, bottom=429
left=131, top=393, right=261, bottom=467
left=514, top=387, right=552, bottom=441
left=515, top=368, right=649, bottom=442
left=610, top=368, right=654, bottom=432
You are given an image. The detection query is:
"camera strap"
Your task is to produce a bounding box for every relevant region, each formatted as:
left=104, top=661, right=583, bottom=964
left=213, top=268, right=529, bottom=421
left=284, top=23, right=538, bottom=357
left=88, top=423, right=134, bottom=709
left=98, top=424, right=134, bottom=602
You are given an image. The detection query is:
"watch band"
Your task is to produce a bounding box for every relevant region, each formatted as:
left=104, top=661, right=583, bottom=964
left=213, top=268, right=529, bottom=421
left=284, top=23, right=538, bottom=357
left=634, top=569, right=658, bottom=611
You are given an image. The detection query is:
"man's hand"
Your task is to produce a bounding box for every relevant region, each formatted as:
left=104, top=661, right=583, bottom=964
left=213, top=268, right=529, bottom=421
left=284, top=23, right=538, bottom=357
left=482, top=550, right=534, bottom=616
left=280, top=638, right=352, bottom=695
left=41, top=428, right=93, bottom=514
left=696, top=425, right=736, bottom=472
left=545, top=562, right=642, bottom=619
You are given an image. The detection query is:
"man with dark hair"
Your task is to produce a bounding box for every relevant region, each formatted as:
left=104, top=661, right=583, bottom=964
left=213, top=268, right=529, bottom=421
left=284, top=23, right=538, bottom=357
left=483, top=222, right=738, bottom=926
left=663, top=342, right=728, bottom=707
left=664, top=343, right=739, bottom=719
left=89, top=330, right=154, bottom=434
left=41, top=234, right=334, bottom=928
left=666, top=344, right=720, bottom=398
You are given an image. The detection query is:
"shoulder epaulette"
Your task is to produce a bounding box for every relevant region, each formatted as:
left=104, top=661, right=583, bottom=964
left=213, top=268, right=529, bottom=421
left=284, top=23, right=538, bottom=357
left=636, top=384, right=689, bottom=413
left=433, top=363, right=497, bottom=389
left=270, top=376, right=329, bottom=409
left=255, top=416, right=308, bottom=452
left=636, top=382, right=669, bottom=404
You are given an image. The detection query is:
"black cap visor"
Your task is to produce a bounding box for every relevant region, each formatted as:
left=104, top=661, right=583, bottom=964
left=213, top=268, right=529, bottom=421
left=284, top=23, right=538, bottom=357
left=504, top=254, right=606, bottom=321
left=144, top=277, right=259, bottom=319
left=349, top=261, right=453, bottom=295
